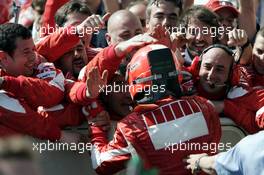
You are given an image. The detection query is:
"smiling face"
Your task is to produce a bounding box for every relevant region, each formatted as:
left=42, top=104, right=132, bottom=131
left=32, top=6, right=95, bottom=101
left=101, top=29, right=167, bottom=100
left=186, top=18, right=214, bottom=57
left=199, top=47, right=233, bottom=94
left=252, top=34, right=264, bottom=75
left=56, top=41, right=88, bottom=78
left=0, top=37, right=36, bottom=77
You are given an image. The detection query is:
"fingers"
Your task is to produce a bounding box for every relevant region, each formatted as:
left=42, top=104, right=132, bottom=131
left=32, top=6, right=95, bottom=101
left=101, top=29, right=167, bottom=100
left=77, top=14, right=106, bottom=35
left=228, top=29, right=248, bottom=47
left=101, top=70, right=108, bottom=85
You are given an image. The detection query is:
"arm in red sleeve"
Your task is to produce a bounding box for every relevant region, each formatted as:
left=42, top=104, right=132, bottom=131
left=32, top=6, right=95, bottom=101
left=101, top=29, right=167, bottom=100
left=90, top=123, right=131, bottom=175
left=40, top=0, right=69, bottom=37
left=0, top=92, right=61, bottom=141
left=82, top=44, right=123, bottom=83
left=224, top=99, right=260, bottom=134
left=36, top=26, right=80, bottom=62
left=2, top=63, right=65, bottom=109
left=38, top=103, right=86, bottom=128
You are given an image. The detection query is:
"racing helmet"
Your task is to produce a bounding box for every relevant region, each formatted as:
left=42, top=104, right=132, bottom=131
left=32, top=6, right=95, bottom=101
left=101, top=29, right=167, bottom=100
left=127, top=44, right=183, bottom=104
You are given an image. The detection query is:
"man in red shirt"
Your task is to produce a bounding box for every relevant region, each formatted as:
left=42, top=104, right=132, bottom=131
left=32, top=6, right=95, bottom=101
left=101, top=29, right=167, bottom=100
left=0, top=23, right=79, bottom=142
left=89, top=44, right=221, bottom=175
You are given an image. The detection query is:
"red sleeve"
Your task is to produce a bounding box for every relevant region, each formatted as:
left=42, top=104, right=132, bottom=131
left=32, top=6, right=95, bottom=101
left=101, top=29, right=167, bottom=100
left=40, top=0, right=69, bottom=37
left=36, top=26, right=80, bottom=62
left=0, top=93, right=61, bottom=141
left=184, top=56, right=200, bottom=79
left=38, top=103, right=86, bottom=128
left=82, top=44, right=123, bottom=83
left=2, top=63, right=65, bottom=109
left=231, top=64, right=255, bottom=88
left=65, top=81, right=96, bottom=105
left=224, top=99, right=260, bottom=134
left=90, top=123, right=131, bottom=175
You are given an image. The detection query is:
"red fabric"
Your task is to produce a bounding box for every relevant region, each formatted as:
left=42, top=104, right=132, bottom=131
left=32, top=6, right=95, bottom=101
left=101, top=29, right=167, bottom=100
left=36, top=25, right=100, bottom=66
left=81, top=44, right=122, bottom=83
left=1, top=62, right=65, bottom=110
left=184, top=56, right=200, bottom=80
left=38, top=103, right=86, bottom=128
left=0, top=0, right=12, bottom=24
left=90, top=96, right=221, bottom=175
left=40, top=0, right=69, bottom=37
left=231, top=64, right=264, bottom=88
left=36, top=26, right=80, bottom=62
left=224, top=88, right=264, bottom=133
left=0, top=92, right=61, bottom=141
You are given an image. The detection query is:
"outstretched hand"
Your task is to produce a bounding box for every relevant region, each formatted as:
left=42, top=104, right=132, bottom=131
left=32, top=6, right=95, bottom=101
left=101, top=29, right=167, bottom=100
left=114, top=33, right=158, bottom=57
left=86, top=67, right=108, bottom=99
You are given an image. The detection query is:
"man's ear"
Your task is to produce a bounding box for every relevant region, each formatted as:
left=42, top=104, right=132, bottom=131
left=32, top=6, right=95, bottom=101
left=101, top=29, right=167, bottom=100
left=105, top=33, right=111, bottom=45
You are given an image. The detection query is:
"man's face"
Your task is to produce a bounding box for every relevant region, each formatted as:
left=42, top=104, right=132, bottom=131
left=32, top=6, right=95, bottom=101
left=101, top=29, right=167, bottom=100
left=57, top=41, right=88, bottom=78
left=107, top=15, right=143, bottom=44
left=147, top=1, right=180, bottom=33
left=216, top=8, right=237, bottom=30
left=199, top=48, right=232, bottom=94
left=253, top=35, right=264, bottom=75
left=102, top=74, right=134, bottom=119
left=186, top=19, right=214, bottom=57
left=0, top=37, right=36, bottom=77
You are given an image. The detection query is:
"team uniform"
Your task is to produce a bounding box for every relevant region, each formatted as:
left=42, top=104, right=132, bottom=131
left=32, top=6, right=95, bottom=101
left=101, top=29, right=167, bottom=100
left=0, top=60, right=65, bottom=140
left=89, top=44, right=221, bottom=175
left=90, top=96, right=221, bottom=175
left=224, top=63, right=264, bottom=132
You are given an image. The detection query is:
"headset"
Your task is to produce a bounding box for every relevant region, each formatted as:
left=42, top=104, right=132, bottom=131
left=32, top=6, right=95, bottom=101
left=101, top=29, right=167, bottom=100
left=198, top=44, right=235, bottom=94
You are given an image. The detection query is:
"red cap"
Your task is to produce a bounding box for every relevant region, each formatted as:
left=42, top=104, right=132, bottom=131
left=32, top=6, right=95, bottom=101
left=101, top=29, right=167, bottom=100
left=206, top=0, right=239, bottom=17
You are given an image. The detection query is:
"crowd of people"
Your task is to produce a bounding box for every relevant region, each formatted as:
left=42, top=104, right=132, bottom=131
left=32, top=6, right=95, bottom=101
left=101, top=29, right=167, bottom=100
left=0, top=0, right=263, bottom=174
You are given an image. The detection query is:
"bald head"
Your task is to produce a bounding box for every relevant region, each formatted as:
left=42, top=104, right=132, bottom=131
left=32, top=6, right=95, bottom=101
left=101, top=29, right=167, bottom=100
left=106, top=10, right=143, bottom=44
left=199, top=47, right=234, bottom=94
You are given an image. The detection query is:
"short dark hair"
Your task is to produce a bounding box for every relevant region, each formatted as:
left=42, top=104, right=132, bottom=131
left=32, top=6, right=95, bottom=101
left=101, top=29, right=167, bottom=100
left=0, top=23, right=32, bottom=56
left=146, top=0, right=183, bottom=20
left=55, top=0, right=92, bottom=27
left=177, top=5, right=220, bottom=42
left=178, top=5, right=219, bottom=29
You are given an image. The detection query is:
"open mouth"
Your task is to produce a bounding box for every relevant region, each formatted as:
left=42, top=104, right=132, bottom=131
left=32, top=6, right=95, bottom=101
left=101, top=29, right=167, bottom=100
left=73, top=58, right=85, bottom=68
left=207, top=81, right=226, bottom=88
left=194, top=43, right=206, bottom=50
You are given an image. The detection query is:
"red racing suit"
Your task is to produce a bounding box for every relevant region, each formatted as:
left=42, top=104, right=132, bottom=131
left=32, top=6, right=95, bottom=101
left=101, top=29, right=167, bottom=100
left=0, top=91, right=61, bottom=141
left=223, top=63, right=264, bottom=133
left=0, top=61, right=65, bottom=109
left=0, top=60, right=65, bottom=139
left=90, top=96, right=221, bottom=175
